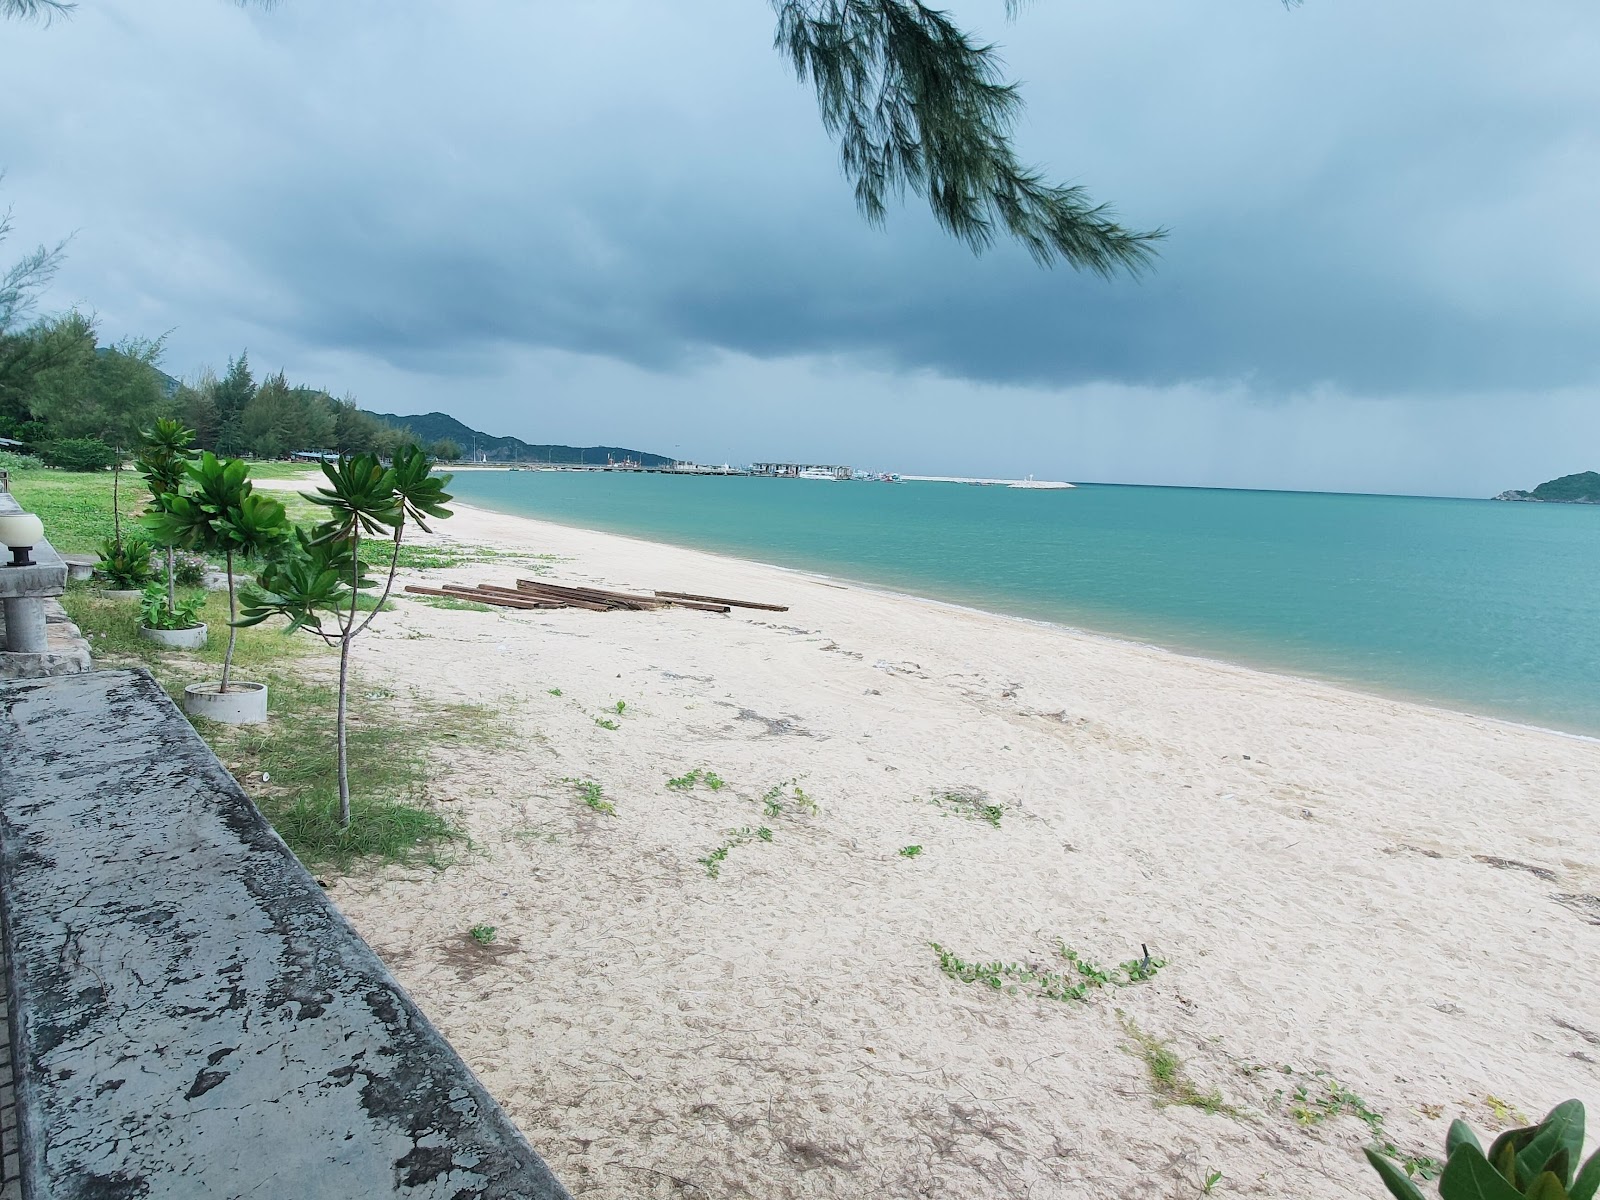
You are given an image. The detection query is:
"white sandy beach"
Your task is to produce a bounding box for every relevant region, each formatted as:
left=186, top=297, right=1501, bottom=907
left=317, top=498, right=1600, bottom=1198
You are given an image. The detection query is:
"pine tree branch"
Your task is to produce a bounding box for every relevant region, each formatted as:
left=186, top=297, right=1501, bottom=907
left=772, top=0, right=1164, bottom=275
left=0, top=0, right=74, bottom=21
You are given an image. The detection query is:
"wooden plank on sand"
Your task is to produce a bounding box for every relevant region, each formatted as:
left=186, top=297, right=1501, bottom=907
left=441, top=584, right=562, bottom=610
left=505, top=582, right=615, bottom=611
left=517, top=579, right=668, bottom=609
left=654, top=590, right=788, bottom=612
left=403, top=584, right=558, bottom=610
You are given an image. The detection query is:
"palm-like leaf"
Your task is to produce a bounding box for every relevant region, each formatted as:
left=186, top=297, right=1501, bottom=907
left=306, top=453, right=401, bottom=540
left=389, top=444, right=454, bottom=533
left=139, top=493, right=212, bottom=551
left=134, top=418, right=197, bottom=498
left=238, top=527, right=371, bottom=631
left=214, top=492, right=290, bottom=559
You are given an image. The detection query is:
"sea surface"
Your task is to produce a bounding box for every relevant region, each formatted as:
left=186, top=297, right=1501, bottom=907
left=445, top=471, right=1600, bottom=736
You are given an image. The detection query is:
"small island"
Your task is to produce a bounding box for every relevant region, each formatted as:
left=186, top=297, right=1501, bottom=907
left=1493, top=470, right=1600, bottom=503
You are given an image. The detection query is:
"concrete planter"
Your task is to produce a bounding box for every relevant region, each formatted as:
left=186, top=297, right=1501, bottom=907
left=99, top=588, right=144, bottom=601
left=183, top=681, right=267, bottom=724
left=139, top=623, right=208, bottom=650
left=61, top=555, right=97, bottom=582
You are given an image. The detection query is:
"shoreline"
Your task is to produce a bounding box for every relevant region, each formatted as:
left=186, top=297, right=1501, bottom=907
left=310, top=492, right=1600, bottom=1199
left=437, top=494, right=1600, bottom=747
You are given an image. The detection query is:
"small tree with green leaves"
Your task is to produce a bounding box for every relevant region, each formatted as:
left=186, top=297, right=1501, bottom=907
left=142, top=452, right=288, bottom=691
left=238, top=446, right=453, bottom=828
left=134, top=417, right=198, bottom=616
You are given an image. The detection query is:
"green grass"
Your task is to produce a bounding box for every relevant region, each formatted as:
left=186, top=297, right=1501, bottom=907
left=7, top=466, right=145, bottom=554
left=412, top=595, right=496, bottom=613
left=10, top=463, right=552, bottom=577
left=929, top=787, right=1004, bottom=828
left=666, top=767, right=726, bottom=792
left=698, top=826, right=773, bottom=878
left=200, top=673, right=497, bottom=869
left=933, top=941, right=1164, bottom=1004
left=1284, top=1072, right=1442, bottom=1180
left=469, top=924, right=498, bottom=945
left=563, top=777, right=616, bottom=815
left=59, top=581, right=502, bottom=870
left=761, top=778, right=819, bottom=818
left=238, top=460, right=322, bottom=480
left=61, top=581, right=320, bottom=680
left=1118, top=1015, right=1239, bottom=1116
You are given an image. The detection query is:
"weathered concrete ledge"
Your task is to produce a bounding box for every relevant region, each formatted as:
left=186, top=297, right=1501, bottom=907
left=0, top=669, right=571, bottom=1199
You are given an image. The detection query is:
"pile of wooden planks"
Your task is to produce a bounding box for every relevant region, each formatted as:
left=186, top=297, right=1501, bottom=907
left=402, top=579, right=786, bottom=615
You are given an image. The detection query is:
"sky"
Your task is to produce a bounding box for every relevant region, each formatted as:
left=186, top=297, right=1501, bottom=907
left=2, top=0, right=1597, bottom=495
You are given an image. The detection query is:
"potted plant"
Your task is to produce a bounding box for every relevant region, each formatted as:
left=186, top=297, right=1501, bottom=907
left=240, top=446, right=452, bottom=826
left=96, top=532, right=156, bottom=598
left=134, top=418, right=199, bottom=623
left=136, top=580, right=207, bottom=649
left=143, top=452, right=288, bottom=723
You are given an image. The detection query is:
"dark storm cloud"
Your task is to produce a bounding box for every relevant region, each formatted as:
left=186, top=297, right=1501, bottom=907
left=2, top=0, right=1597, bottom=493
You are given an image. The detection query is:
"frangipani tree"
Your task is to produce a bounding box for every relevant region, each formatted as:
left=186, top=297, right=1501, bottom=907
left=142, top=452, right=288, bottom=690
left=134, top=417, right=197, bottom=615
left=239, top=446, right=452, bottom=828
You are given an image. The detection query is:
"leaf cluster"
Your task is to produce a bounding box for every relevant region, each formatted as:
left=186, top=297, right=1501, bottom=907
left=1369, top=1101, right=1599, bottom=1200
left=772, top=0, right=1162, bottom=273
left=238, top=446, right=451, bottom=643
left=133, top=417, right=196, bottom=501
left=96, top=533, right=154, bottom=588
left=141, top=451, right=289, bottom=562
left=138, top=581, right=204, bottom=630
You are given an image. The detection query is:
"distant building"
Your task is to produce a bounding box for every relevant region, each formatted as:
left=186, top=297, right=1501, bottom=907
left=750, top=462, right=852, bottom=480
left=292, top=450, right=339, bottom=462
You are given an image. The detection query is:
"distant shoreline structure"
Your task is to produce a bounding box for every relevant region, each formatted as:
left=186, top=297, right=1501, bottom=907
left=445, top=464, right=1074, bottom=488
left=902, top=474, right=1075, bottom=489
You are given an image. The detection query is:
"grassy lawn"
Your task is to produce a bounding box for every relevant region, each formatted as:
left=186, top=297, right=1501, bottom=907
left=5, top=461, right=316, bottom=555
left=5, top=466, right=147, bottom=555
left=7, top=464, right=501, bottom=871
left=58, top=583, right=484, bottom=869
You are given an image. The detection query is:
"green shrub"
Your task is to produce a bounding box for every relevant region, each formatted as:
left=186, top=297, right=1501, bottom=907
left=138, top=582, right=205, bottom=631
left=0, top=450, right=43, bottom=472
left=1369, top=1100, right=1598, bottom=1199
left=172, top=551, right=209, bottom=587
left=40, top=437, right=118, bottom=472
left=97, top=534, right=155, bottom=588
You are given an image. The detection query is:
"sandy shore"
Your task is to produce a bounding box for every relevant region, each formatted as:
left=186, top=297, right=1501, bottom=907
left=318, top=498, right=1600, bottom=1198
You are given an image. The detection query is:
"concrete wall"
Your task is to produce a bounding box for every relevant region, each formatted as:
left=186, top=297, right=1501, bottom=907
left=0, top=669, right=571, bottom=1199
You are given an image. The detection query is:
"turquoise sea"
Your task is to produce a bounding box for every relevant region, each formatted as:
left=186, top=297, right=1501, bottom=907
left=445, top=472, right=1600, bottom=737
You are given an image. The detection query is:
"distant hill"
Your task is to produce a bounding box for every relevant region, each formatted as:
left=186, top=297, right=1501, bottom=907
left=1494, top=471, right=1600, bottom=504
left=365, top=411, right=674, bottom=466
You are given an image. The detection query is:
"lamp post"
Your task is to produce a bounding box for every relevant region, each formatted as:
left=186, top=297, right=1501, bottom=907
left=0, top=509, right=50, bottom=654
left=0, top=511, right=44, bottom=567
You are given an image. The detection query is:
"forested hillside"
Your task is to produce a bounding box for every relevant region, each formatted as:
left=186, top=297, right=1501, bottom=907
left=366, top=410, right=671, bottom=466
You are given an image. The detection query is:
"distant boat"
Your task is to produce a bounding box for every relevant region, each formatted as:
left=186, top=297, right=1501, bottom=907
left=1008, top=476, right=1074, bottom=490
left=797, top=468, right=843, bottom=481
